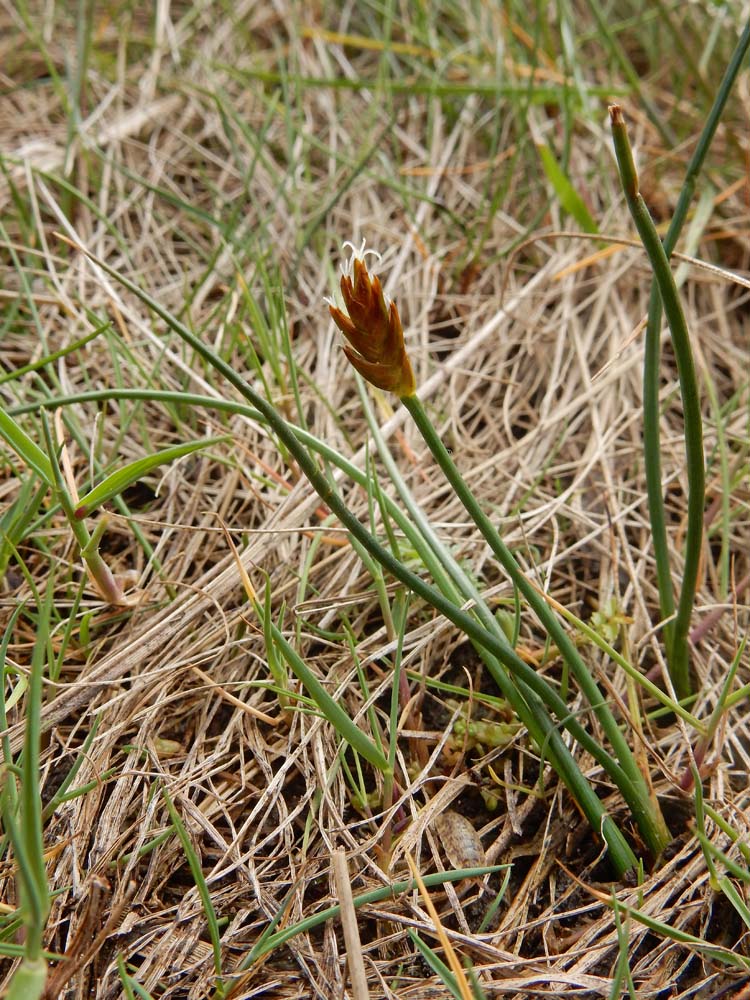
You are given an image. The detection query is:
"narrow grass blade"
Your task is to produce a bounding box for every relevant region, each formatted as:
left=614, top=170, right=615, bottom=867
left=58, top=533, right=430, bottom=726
left=267, top=614, right=391, bottom=775
left=0, top=410, right=53, bottom=486
left=408, top=931, right=462, bottom=1000
left=74, top=436, right=228, bottom=518
left=591, top=887, right=749, bottom=970
left=261, top=582, right=290, bottom=708
left=537, top=143, right=598, bottom=232
left=715, top=876, right=750, bottom=931
left=610, top=896, right=637, bottom=1000
left=696, top=773, right=750, bottom=933
left=41, top=717, right=101, bottom=821
left=161, top=785, right=224, bottom=994
left=117, top=956, right=137, bottom=1000
left=117, top=955, right=155, bottom=1000
left=0, top=320, right=110, bottom=386
left=221, top=64, right=621, bottom=100
left=242, top=865, right=506, bottom=965
left=405, top=854, right=473, bottom=1000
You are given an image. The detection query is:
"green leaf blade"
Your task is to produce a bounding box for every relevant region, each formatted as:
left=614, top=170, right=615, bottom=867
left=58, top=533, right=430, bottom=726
left=74, top=437, right=228, bottom=517
left=0, top=411, right=53, bottom=486
left=537, top=143, right=599, bottom=233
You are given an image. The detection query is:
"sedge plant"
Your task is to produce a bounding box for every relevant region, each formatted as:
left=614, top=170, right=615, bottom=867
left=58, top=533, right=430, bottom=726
left=18, top=382, right=695, bottom=860
left=60, top=233, right=671, bottom=874
left=330, top=245, right=666, bottom=800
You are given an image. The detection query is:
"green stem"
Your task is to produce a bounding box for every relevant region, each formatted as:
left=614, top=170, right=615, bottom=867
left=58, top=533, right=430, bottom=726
left=402, top=393, right=669, bottom=856
left=359, top=387, right=640, bottom=857
left=243, top=864, right=506, bottom=966
left=631, top=22, right=750, bottom=691
left=642, top=299, right=675, bottom=665
left=610, top=105, right=705, bottom=702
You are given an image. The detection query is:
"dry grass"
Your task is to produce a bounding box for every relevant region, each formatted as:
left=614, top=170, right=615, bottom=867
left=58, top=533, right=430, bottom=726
left=1, top=3, right=750, bottom=998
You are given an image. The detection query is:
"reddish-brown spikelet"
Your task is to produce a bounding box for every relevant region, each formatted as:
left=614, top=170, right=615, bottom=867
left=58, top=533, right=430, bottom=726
left=329, top=256, right=416, bottom=397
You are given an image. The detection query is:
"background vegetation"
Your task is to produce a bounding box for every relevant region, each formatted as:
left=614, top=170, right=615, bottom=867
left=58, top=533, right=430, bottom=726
left=1, top=2, right=748, bottom=997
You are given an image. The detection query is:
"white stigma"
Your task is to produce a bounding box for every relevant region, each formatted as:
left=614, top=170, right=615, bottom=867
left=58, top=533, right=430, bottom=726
left=340, top=238, right=382, bottom=279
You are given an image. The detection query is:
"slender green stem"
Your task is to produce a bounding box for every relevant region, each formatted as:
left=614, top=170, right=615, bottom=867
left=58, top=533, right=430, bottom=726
left=267, top=613, right=392, bottom=775
left=40, top=717, right=101, bottom=821
left=610, top=106, right=706, bottom=702
left=642, top=303, right=675, bottom=664
left=633, top=22, right=750, bottom=688
left=402, top=393, right=670, bottom=856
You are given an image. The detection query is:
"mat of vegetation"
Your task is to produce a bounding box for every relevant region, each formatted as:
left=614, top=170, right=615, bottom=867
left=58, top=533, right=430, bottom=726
left=1, top=3, right=749, bottom=998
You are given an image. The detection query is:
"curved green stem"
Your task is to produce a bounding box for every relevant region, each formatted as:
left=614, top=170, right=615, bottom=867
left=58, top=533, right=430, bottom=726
left=610, top=106, right=705, bottom=702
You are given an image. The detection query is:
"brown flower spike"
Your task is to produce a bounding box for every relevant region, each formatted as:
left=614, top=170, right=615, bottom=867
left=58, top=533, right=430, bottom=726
left=328, top=246, right=416, bottom=398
